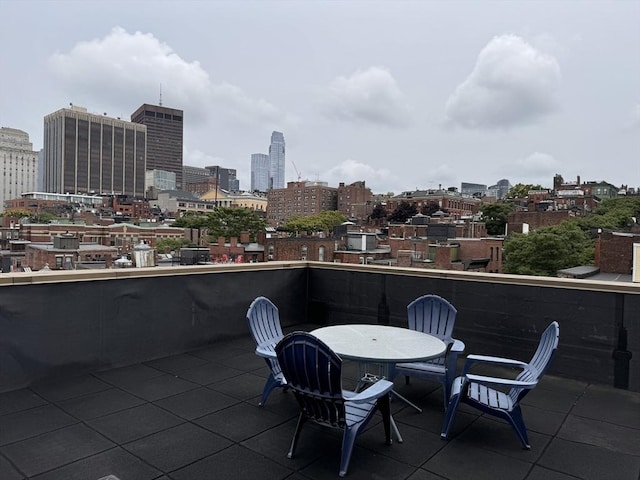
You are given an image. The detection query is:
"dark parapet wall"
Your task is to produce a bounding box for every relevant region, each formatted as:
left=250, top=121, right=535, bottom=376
left=0, top=264, right=307, bottom=392
left=0, top=262, right=637, bottom=393
left=307, top=264, right=640, bottom=392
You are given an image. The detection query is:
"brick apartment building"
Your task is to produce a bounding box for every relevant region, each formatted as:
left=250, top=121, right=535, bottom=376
left=337, top=181, right=373, bottom=223
left=266, top=181, right=338, bottom=227
left=595, top=231, right=640, bottom=275
left=18, top=223, right=185, bottom=254
left=386, top=189, right=481, bottom=220
left=507, top=210, right=572, bottom=233
left=264, top=235, right=336, bottom=262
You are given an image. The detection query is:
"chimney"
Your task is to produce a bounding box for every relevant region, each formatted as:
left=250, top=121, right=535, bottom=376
left=230, top=237, right=238, bottom=247
left=240, top=231, right=250, bottom=244
left=218, top=236, right=226, bottom=245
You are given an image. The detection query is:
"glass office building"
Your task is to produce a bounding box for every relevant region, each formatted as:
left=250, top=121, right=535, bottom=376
left=251, top=153, right=269, bottom=192
left=268, top=131, right=285, bottom=189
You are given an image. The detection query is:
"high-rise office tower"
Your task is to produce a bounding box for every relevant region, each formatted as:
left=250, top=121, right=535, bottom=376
left=131, top=104, right=183, bottom=188
left=43, top=106, right=146, bottom=197
left=251, top=153, right=269, bottom=192
left=0, top=128, right=38, bottom=212
left=268, top=131, right=285, bottom=189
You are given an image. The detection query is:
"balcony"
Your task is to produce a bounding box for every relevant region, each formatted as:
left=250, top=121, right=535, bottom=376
left=0, top=262, right=638, bottom=479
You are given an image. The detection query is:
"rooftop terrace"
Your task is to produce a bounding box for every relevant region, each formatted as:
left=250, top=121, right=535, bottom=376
left=0, top=330, right=638, bottom=479
left=0, top=262, right=637, bottom=479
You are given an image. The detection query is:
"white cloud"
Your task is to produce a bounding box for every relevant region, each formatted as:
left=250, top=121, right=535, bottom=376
left=184, top=148, right=226, bottom=169
left=320, top=67, right=412, bottom=128
left=445, top=35, right=561, bottom=129
left=323, top=159, right=402, bottom=193
left=48, top=27, right=290, bottom=126
left=623, top=102, right=640, bottom=129
left=509, top=152, right=562, bottom=187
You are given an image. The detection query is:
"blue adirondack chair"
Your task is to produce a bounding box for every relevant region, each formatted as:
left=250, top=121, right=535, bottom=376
left=441, top=321, right=560, bottom=449
left=276, top=331, right=393, bottom=477
left=246, top=296, right=287, bottom=406
left=393, top=295, right=465, bottom=407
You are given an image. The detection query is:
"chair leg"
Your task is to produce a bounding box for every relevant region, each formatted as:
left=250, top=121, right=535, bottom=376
left=506, top=405, right=531, bottom=449
left=259, top=373, right=281, bottom=406
left=288, top=412, right=306, bottom=459
left=377, top=395, right=392, bottom=446
left=441, top=378, right=466, bottom=439
left=441, top=371, right=452, bottom=411
left=339, top=425, right=360, bottom=477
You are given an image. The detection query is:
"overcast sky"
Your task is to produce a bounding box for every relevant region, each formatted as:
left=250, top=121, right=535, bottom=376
left=1, top=0, right=638, bottom=194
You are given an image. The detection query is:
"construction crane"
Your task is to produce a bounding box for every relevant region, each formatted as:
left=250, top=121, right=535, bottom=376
left=292, top=160, right=302, bottom=182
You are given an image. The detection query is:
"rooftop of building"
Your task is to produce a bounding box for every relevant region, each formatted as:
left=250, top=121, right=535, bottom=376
left=0, top=262, right=637, bottom=479
left=0, top=328, right=637, bottom=480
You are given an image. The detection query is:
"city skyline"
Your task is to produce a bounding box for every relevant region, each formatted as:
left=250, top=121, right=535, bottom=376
left=1, top=1, right=638, bottom=195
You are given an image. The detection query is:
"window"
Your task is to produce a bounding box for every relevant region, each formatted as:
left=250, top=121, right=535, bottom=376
left=318, top=246, right=325, bottom=262
left=301, top=245, right=308, bottom=261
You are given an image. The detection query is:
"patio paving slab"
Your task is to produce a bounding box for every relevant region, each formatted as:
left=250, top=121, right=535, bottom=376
left=56, top=387, right=145, bottom=420
left=122, top=422, right=231, bottom=473
left=153, top=386, right=239, bottom=420
left=0, top=332, right=637, bottom=480
left=86, top=403, right=184, bottom=444
left=538, top=437, right=640, bottom=480
left=0, top=423, right=115, bottom=477
left=0, top=404, right=78, bottom=445
left=29, top=447, right=162, bottom=480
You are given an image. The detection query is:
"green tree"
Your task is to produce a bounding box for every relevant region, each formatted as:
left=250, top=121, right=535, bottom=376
left=1, top=209, right=56, bottom=223
left=283, top=211, right=346, bottom=235
left=369, top=203, right=387, bottom=221
left=157, top=238, right=192, bottom=253
left=420, top=201, right=445, bottom=216
left=480, top=203, right=514, bottom=235
left=507, top=183, right=544, bottom=199
left=33, top=211, right=57, bottom=223
left=389, top=201, right=417, bottom=223
left=576, top=197, right=640, bottom=231
left=503, top=222, right=594, bottom=276
left=1, top=209, right=32, bottom=219
left=172, top=212, right=209, bottom=229
left=207, top=207, right=267, bottom=242
left=173, top=207, right=266, bottom=242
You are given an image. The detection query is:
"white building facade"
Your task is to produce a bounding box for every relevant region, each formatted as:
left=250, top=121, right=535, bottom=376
left=0, top=128, right=38, bottom=213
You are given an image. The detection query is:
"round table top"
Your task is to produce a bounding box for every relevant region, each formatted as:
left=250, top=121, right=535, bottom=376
left=311, top=324, right=447, bottom=363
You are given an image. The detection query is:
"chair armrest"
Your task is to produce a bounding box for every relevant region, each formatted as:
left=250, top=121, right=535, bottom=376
left=255, top=342, right=277, bottom=359
left=345, top=379, right=393, bottom=403
left=462, top=354, right=528, bottom=374
left=465, top=373, right=538, bottom=389
left=451, top=339, right=465, bottom=353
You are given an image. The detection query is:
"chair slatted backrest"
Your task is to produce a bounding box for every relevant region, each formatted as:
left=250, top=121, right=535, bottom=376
left=276, top=332, right=346, bottom=428
left=247, top=296, right=283, bottom=346
left=407, top=295, right=457, bottom=367
left=510, top=321, right=560, bottom=404
left=247, top=297, right=284, bottom=376
left=407, top=295, right=457, bottom=340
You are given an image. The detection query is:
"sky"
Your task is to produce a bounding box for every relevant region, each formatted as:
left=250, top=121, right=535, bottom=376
left=1, top=0, right=638, bottom=195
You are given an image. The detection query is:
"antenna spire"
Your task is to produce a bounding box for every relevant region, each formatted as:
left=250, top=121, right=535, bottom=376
left=159, top=84, right=163, bottom=106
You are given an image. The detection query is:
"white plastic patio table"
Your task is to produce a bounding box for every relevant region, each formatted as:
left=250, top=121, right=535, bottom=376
left=311, top=324, right=447, bottom=442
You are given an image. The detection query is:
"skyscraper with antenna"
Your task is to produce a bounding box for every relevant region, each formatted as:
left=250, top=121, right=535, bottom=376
left=131, top=101, right=184, bottom=189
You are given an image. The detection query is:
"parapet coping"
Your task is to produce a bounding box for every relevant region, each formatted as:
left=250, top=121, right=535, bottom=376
left=1, top=261, right=638, bottom=294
